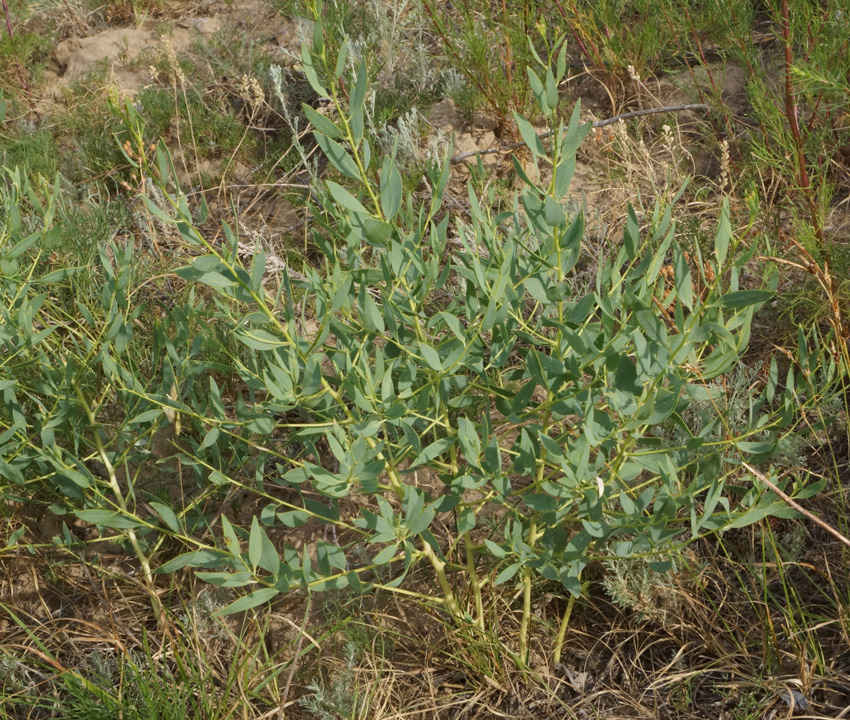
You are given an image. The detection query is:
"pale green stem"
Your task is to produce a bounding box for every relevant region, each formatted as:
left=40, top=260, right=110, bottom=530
left=553, top=593, right=576, bottom=665
left=451, top=443, right=484, bottom=630
left=421, top=540, right=462, bottom=619
left=73, top=381, right=162, bottom=620
left=464, top=533, right=484, bottom=630
left=519, top=511, right=539, bottom=665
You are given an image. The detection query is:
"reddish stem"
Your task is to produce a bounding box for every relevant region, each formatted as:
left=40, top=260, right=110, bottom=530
left=781, top=0, right=822, bottom=244
left=726, top=0, right=769, bottom=146
left=684, top=6, right=736, bottom=144
left=421, top=0, right=502, bottom=117
left=1, top=0, right=13, bottom=37
left=500, top=0, right=512, bottom=90
left=552, top=0, right=605, bottom=72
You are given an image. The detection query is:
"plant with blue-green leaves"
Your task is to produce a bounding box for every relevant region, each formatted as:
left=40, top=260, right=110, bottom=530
left=0, top=19, right=833, bottom=668
left=140, top=26, right=822, bottom=662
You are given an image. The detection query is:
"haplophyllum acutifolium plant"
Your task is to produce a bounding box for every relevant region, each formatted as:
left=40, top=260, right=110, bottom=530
left=88, top=22, right=820, bottom=667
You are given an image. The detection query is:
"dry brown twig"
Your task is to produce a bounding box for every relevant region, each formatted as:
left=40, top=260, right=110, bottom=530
left=742, top=462, right=850, bottom=551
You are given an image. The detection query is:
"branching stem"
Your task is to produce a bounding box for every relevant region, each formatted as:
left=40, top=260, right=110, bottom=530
left=421, top=540, right=462, bottom=618
left=72, top=380, right=162, bottom=621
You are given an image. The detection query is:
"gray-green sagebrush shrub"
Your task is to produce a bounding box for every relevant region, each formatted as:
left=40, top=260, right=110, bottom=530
left=0, top=29, right=832, bottom=666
